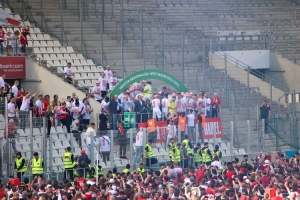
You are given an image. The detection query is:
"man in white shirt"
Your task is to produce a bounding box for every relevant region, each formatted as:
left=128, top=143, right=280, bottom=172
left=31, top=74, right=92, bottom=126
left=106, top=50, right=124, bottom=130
left=82, top=99, right=93, bottom=131
left=92, top=81, right=102, bottom=102
left=0, top=72, right=10, bottom=89
left=98, top=72, right=108, bottom=99
left=161, top=94, right=169, bottom=121
left=173, top=162, right=183, bottom=177
left=64, top=62, right=75, bottom=84
left=204, top=94, right=211, bottom=118
left=109, top=71, right=118, bottom=91
left=71, top=117, right=82, bottom=148
left=104, top=65, right=112, bottom=88
left=132, top=128, right=144, bottom=168
left=35, top=95, right=43, bottom=117
left=11, top=80, right=19, bottom=98
left=7, top=97, right=16, bottom=120
left=98, top=131, right=111, bottom=163
left=133, top=81, right=141, bottom=96
left=211, top=157, right=222, bottom=170
left=186, top=109, right=195, bottom=140
left=20, top=89, right=38, bottom=129
left=152, top=94, right=161, bottom=121
left=197, top=94, right=206, bottom=114
left=85, top=123, right=97, bottom=159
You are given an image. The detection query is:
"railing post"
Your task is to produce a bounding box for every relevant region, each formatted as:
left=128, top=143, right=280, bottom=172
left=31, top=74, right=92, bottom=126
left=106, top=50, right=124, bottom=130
left=224, top=55, right=228, bottom=107
left=49, top=134, right=53, bottom=174
left=80, top=6, right=83, bottom=53
left=195, top=124, right=199, bottom=144
left=262, top=119, right=265, bottom=152
left=5, top=97, right=11, bottom=177
left=43, top=118, right=47, bottom=174
left=121, top=31, right=124, bottom=78
left=101, top=0, right=104, bottom=66
left=177, top=125, right=181, bottom=143
left=247, top=120, right=250, bottom=154
left=270, top=79, right=272, bottom=110
left=256, top=105, right=260, bottom=152
left=182, top=32, right=184, bottom=83
left=213, top=122, right=216, bottom=149
left=129, top=129, right=133, bottom=164
left=230, top=121, right=233, bottom=155
left=275, top=118, right=279, bottom=151
left=110, top=130, right=114, bottom=167
left=60, top=0, right=63, bottom=46
left=161, top=23, right=165, bottom=72
left=91, top=130, right=95, bottom=167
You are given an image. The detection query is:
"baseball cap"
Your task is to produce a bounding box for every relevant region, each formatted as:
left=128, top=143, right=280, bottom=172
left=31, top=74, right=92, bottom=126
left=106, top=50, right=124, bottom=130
left=81, top=150, right=85, bottom=155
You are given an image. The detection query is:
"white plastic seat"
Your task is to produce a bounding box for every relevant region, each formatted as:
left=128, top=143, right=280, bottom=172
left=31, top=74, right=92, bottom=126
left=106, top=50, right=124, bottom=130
left=72, top=67, right=78, bottom=73
left=50, top=127, right=57, bottom=134
left=33, top=47, right=41, bottom=54
left=47, top=41, right=55, bottom=47
left=77, top=54, right=84, bottom=59
left=13, top=14, right=22, bottom=21
left=67, top=46, right=74, bottom=53
left=29, top=28, right=35, bottom=34
left=70, top=54, right=77, bottom=59
left=47, top=60, right=54, bottom=67
left=74, top=73, right=82, bottom=80
left=30, top=34, right=38, bottom=40
left=63, top=54, right=71, bottom=60
left=25, top=128, right=31, bottom=136
left=37, top=34, right=44, bottom=40
left=87, top=59, right=95, bottom=65
left=85, top=80, right=92, bottom=86
left=33, top=41, right=41, bottom=47
left=77, top=66, right=84, bottom=72
left=57, top=54, right=64, bottom=60
left=80, top=60, right=88, bottom=65
left=44, top=34, right=51, bottom=40
left=233, top=149, right=239, bottom=155
left=87, top=72, right=95, bottom=79
left=57, top=67, right=64, bottom=73
left=39, top=47, right=47, bottom=53
left=78, top=80, right=86, bottom=87
left=24, top=21, right=31, bottom=26
left=43, top=54, right=51, bottom=60
left=53, top=47, right=61, bottom=53
left=60, top=47, right=68, bottom=53
left=53, top=60, right=61, bottom=67
left=54, top=41, right=61, bottom=46
left=73, top=60, right=81, bottom=66
left=4, top=8, right=12, bottom=14
left=50, top=53, right=59, bottom=60
left=56, top=126, right=64, bottom=133
left=34, top=28, right=41, bottom=34
left=54, top=141, right=63, bottom=149
left=40, top=41, right=47, bottom=47
left=17, top=129, right=25, bottom=136
left=60, top=60, right=67, bottom=66
left=81, top=73, right=88, bottom=79
left=239, top=149, right=246, bottom=154
left=94, top=72, right=101, bottom=77
left=52, top=134, right=59, bottom=141
left=27, top=40, right=33, bottom=47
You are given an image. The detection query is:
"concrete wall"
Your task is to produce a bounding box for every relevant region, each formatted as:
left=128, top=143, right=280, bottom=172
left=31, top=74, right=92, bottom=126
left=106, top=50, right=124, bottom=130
left=266, top=52, right=300, bottom=92
left=22, top=58, right=99, bottom=125
left=209, top=52, right=286, bottom=106
left=217, top=50, right=270, bottom=69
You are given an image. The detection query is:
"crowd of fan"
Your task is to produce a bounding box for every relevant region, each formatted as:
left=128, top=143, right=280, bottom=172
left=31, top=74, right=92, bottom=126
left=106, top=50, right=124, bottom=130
left=4, top=151, right=300, bottom=200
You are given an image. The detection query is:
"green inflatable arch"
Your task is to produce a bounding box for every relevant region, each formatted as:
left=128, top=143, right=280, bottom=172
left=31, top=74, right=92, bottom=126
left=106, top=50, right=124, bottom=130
left=110, top=69, right=188, bottom=97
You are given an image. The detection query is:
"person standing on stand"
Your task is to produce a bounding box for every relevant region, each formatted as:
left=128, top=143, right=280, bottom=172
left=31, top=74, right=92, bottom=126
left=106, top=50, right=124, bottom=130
left=211, top=93, right=221, bottom=118
left=201, top=142, right=212, bottom=165
left=14, top=152, right=27, bottom=181
left=132, top=128, right=144, bottom=169
left=260, top=100, right=271, bottom=134
left=63, top=147, right=74, bottom=180
left=86, top=123, right=96, bottom=159
left=98, top=131, right=111, bottom=164
left=31, top=152, right=44, bottom=179
left=135, top=94, right=147, bottom=123
left=118, top=123, right=127, bottom=159
left=144, top=139, right=158, bottom=167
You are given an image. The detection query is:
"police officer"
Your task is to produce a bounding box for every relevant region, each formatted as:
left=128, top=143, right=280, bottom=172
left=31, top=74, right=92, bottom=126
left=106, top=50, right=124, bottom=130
left=182, top=135, right=193, bottom=165
left=31, top=152, right=44, bottom=179
left=201, top=142, right=212, bottom=165
left=172, top=143, right=181, bottom=165
left=73, top=157, right=79, bottom=178
left=96, top=165, right=104, bottom=178
left=212, top=145, right=222, bottom=162
left=260, top=100, right=270, bottom=134
left=136, top=163, right=145, bottom=173
left=63, top=147, right=74, bottom=180
left=144, top=139, right=158, bottom=167
left=123, top=164, right=130, bottom=174
left=168, top=138, right=176, bottom=160
left=86, top=159, right=95, bottom=180
left=14, top=152, right=27, bottom=180
left=193, top=143, right=202, bottom=167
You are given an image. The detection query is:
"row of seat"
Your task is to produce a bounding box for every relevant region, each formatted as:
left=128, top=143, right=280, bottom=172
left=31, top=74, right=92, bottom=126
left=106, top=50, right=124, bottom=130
left=46, top=59, right=96, bottom=67
left=38, top=53, right=85, bottom=60
left=33, top=47, right=75, bottom=54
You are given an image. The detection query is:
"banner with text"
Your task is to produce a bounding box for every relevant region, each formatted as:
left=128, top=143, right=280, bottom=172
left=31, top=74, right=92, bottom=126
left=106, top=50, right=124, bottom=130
left=0, top=57, right=26, bottom=79
left=203, top=118, right=224, bottom=139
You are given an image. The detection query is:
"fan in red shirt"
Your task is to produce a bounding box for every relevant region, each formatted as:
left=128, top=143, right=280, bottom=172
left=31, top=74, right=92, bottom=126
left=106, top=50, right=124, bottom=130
left=196, top=165, right=206, bottom=182
left=20, top=25, right=30, bottom=55
left=42, top=95, right=50, bottom=116
left=0, top=26, right=5, bottom=56
left=17, top=87, right=26, bottom=109
left=226, top=165, right=235, bottom=182
left=206, top=180, right=217, bottom=195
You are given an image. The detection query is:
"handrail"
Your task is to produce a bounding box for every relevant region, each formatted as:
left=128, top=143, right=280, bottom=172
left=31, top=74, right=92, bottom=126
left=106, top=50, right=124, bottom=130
left=214, top=51, right=289, bottom=92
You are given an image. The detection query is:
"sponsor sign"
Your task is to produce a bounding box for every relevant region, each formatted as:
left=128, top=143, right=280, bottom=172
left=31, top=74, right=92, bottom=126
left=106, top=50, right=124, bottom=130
left=202, top=118, right=224, bottom=139
left=0, top=56, right=26, bottom=79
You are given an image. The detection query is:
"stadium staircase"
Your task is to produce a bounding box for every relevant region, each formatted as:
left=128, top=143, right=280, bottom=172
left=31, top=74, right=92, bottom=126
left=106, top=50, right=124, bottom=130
left=0, top=0, right=296, bottom=176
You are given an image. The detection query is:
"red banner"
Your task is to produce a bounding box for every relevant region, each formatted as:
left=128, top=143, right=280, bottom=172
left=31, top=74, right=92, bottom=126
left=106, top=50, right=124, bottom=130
left=0, top=56, right=26, bottom=79
left=202, top=118, right=224, bottom=139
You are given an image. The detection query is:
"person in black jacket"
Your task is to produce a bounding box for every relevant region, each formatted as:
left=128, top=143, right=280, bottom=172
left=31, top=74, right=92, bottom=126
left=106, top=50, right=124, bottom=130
left=196, top=110, right=204, bottom=143
left=109, top=95, right=121, bottom=130
left=77, top=150, right=91, bottom=178
left=134, top=94, right=147, bottom=123
left=14, top=152, right=27, bottom=180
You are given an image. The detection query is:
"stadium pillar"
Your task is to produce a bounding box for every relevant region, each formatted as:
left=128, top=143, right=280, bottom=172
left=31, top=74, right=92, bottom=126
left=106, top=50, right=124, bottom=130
left=129, top=129, right=133, bottom=164
left=110, top=130, right=114, bottom=167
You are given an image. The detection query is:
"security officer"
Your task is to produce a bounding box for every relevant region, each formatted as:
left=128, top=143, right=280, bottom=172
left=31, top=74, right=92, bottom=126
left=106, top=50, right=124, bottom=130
left=31, top=152, right=44, bottom=179
left=123, top=164, right=131, bottom=174
left=136, top=163, right=145, bottom=173
left=193, top=143, right=202, bottom=167
left=260, top=100, right=270, bottom=134
left=14, top=152, right=27, bottom=180
left=182, top=135, right=193, bottom=156
left=144, top=139, right=158, bottom=167
left=142, top=80, right=152, bottom=101
left=168, top=138, right=176, bottom=160
left=201, top=142, right=212, bottom=165
left=73, top=157, right=79, bottom=178
left=86, top=159, right=95, bottom=180
left=172, top=143, right=181, bottom=164
left=63, top=147, right=74, bottom=180
left=212, top=145, right=222, bottom=162
left=96, top=165, right=104, bottom=177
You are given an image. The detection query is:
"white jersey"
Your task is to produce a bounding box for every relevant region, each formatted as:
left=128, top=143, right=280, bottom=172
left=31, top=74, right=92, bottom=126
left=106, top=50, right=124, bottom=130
left=92, top=86, right=102, bottom=101
left=7, top=102, right=15, bottom=117
left=99, top=136, right=111, bottom=152
left=64, top=67, right=72, bottom=78
left=135, top=131, right=144, bottom=147
left=173, top=167, right=183, bottom=177
left=161, top=98, right=169, bottom=113
left=204, top=98, right=211, bottom=111
left=82, top=104, right=91, bottom=119
left=98, top=77, right=108, bottom=91
left=71, top=106, right=80, bottom=119
left=152, top=98, right=161, bottom=111
left=104, top=70, right=112, bottom=80
left=20, top=96, right=31, bottom=111
left=109, top=76, right=118, bottom=90
left=181, top=97, right=187, bottom=110
left=100, top=101, right=110, bottom=113
left=0, top=77, right=4, bottom=88
left=11, top=85, right=18, bottom=98
left=35, top=99, right=42, bottom=116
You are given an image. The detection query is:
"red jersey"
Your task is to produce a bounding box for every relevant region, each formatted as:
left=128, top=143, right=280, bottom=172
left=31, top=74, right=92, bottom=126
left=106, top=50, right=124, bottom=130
left=20, top=28, right=30, bottom=45
left=59, top=106, right=67, bottom=119
left=211, top=97, right=221, bottom=108
left=77, top=177, right=86, bottom=189
left=0, top=30, right=5, bottom=43
left=119, top=125, right=124, bottom=135
left=226, top=170, right=235, bottom=182
left=42, top=100, right=49, bottom=116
